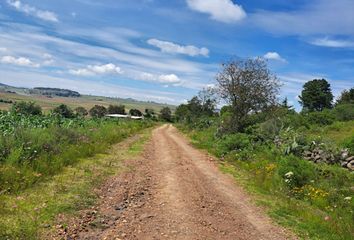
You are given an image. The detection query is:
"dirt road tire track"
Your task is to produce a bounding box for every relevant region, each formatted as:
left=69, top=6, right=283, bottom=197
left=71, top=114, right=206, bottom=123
left=58, top=124, right=296, bottom=240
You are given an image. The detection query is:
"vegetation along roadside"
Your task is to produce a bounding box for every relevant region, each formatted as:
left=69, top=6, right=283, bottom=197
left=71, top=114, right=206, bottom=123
left=0, top=101, right=155, bottom=239
left=175, top=58, right=354, bottom=240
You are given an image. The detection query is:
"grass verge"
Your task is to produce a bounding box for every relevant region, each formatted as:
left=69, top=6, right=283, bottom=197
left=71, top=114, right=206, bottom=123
left=0, top=127, right=152, bottom=239
left=179, top=125, right=354, bottom=240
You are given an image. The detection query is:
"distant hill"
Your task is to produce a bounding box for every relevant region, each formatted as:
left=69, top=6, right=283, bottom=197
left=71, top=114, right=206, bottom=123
left=30, top=87, right=81, bottom=97
left=0, top=83, right=175, bottom=113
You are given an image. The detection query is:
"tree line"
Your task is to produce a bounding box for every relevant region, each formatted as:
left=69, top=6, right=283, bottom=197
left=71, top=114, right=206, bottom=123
left=175, top=57, right=354, bottom=132
left=9, top=101, right=174, bottom=121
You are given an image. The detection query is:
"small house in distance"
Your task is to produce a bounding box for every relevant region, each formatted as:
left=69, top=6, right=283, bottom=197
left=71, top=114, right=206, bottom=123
left=106, top=114, right=144, bottom=120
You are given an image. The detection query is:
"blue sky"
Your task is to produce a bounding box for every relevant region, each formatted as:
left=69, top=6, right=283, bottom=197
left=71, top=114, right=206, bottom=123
left=0, top=0, right=353, bottom=109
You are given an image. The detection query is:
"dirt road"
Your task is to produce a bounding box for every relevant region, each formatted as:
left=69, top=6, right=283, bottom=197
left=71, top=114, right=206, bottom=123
left=58, top=124, right=295, bottom=240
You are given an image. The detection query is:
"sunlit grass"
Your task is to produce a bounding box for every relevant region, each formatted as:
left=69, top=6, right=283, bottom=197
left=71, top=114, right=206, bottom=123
left=0, top=128, right=152, bottom=239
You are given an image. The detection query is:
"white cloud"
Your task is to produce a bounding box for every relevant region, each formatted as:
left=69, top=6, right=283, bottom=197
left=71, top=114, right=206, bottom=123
left=138, top=72, right=182, bottom=84
left=263, top=52, right=287, bottom=62
left=310, top=37, right=354, bottom=48
left=158, top=74, right=181, bottom=83
left=147, top=38, right=209, bottom=57
left=186, top=0, right=246, bottom=23
left=0, top=55, right=39, bottom=67
left=0, top=47, right=7, bottom=52
left=69, top=63, right=123, bottom=76
left=252, top=0, right=354, bottom=36
left=7, top=0, right=58, bottom=22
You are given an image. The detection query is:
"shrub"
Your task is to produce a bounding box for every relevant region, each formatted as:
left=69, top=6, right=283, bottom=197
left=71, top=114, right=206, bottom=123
left=278, top=155, right=317, bottom=188
left=108, top=104, right=125, bottom=114
left=216, top=133, right=251, bottom=156
left=11, top=101, right=42, bottom=116
left=75, top=106, right=88, bottom=117
left=333, top=104, right=354, bottom=121
left=304, top=110, right=335, bottom=125
left=89, top=105, right=107, bottom=118
left=129, top=109, right=142, bottom=116
left=53, top=104, right=75, bottom=118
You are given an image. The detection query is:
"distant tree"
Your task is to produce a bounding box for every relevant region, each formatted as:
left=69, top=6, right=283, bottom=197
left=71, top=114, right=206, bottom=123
left=336, top=88, right=354, bottom=105
left=299, top=79, right=333, bottom=111
left=198, top=87, right=218, bottom=116
left=160, top=107, right=172, bottom=122
left=53, top=104, right=75, bottom=118
left=281, top=97, right=294, bottom=111
left=89, top=105, right=107, bottom=118
left=75, top=106, right=88, bottom=117
left=216, top=58, right=280, bottom=132
left=11, top=101, right=42, bottom=115
left=108, top=104, right=125, bottom=114
left=129, top=109, right=143, bottom=116
left=175, top=104, right=190, bottom=122
left=144, top=108, right=155, bottom=118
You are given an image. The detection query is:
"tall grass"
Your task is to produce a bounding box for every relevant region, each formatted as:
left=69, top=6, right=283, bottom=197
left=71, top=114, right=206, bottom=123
left=0, top=112, right=153, bottom=193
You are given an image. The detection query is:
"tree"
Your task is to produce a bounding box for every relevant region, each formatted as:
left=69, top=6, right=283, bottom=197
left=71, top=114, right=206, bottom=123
left=198, top=87, right=218, bottom=116
left=75, top=106, right=88, bottom=117
left=216, top=58, right=280, bottom=132
left=11, top=101, right=42, bottom=115
left=144, top=108, right=155, bottom=118
left=299, top=79, right=333, bottom=111
left=281, top=97, right=294, bottom=111
left=160, top=107, right=172, bottom=122
left=129, top=108, right=143, bottom=116
left=336, top=88, right=354, bottom=105
left=89, top=105, right=107, bottom=118
left=53, top=104, right=75, bottom=118
left=108, top=104, right=125, bottom=114
left=175, top=104, right=190, bottom=122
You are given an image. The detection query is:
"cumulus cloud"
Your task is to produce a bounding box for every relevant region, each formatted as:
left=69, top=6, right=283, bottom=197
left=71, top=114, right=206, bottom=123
left=263, top=52, right=287, bottom=62
left=0, top=55, right=39, bottom=67
left=147, top=38, right=209, bottom=57
left=186, top=0, right=246, bottom=23
left=138, top=72, right=182, bottom=84
left=310, top=37, right=354, bottom=48
left=7, top=0, right=58, bottom=22
left=69, top=63, right=123, bottom=76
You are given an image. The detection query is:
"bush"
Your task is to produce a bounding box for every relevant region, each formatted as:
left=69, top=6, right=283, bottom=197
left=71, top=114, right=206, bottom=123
left=129, top=109, right=142, bottom=116
left=53, top=104, right=75, bottom=118
left=278, top=155, right=317, bottom=189
left=108, top=104, right=125, bottom=114
left=304, top=110, right=335, bottom=125
left=75, top=107, right=88, bottom=117
left=89, top=105, right=107, bottom=118
left=343, top=135, right=354, bottom=154
left=216, top=133, right=251, bottom=156
left=11, top=101, right=42, bottom=116
left=334, top=104, right=354, bottom=121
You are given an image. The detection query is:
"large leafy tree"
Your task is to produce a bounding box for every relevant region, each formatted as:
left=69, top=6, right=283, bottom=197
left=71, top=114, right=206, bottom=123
left=216, top=58, right=279, bottom=132
left=299, top=79, right=333, bottom=111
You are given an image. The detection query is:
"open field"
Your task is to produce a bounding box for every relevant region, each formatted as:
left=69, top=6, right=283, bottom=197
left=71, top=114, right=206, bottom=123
left=0, top=86, right=175, bottom=113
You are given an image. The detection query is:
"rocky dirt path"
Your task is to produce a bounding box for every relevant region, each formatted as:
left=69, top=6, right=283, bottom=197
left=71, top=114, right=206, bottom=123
left=56, top=124, right=296, bottom=240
